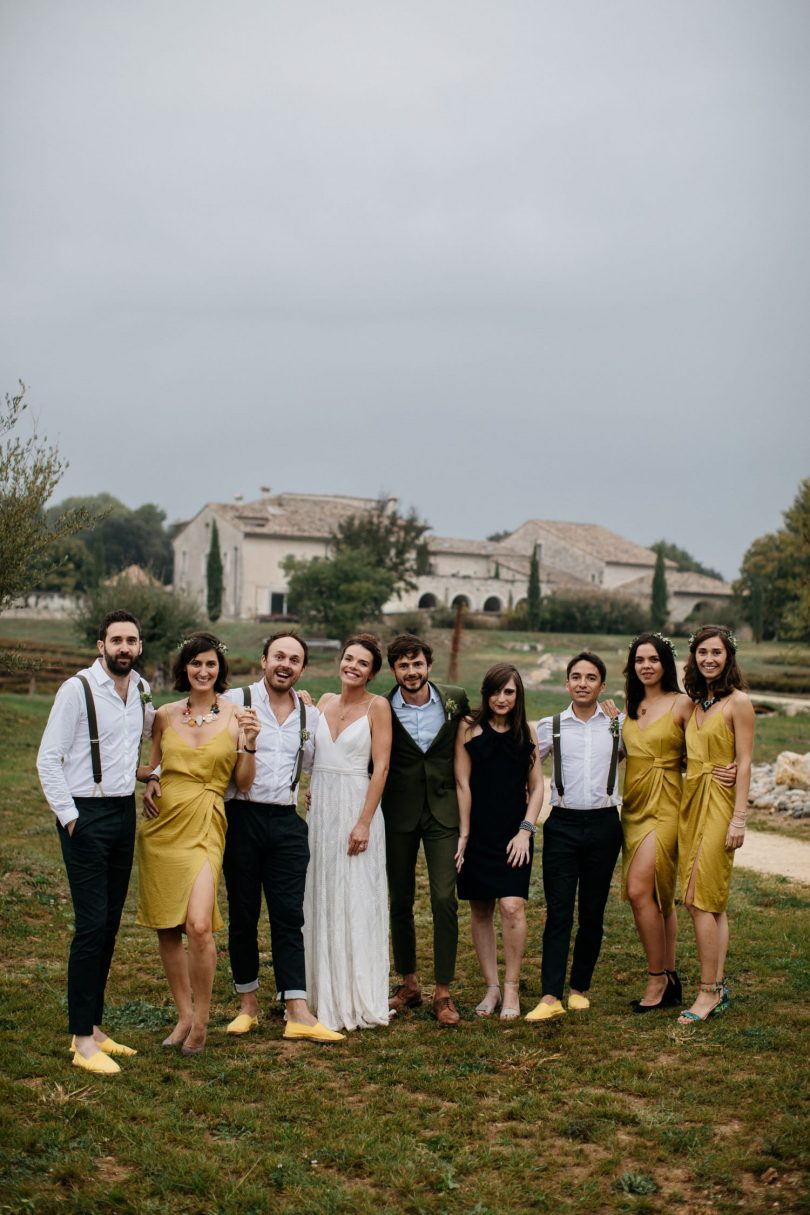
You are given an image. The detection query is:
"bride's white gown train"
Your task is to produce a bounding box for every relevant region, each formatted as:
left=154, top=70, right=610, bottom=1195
left=304, top=712, right=390, bottom=1031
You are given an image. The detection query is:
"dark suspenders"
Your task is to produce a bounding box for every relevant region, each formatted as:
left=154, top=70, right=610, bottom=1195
left=552, top=712, right=620, bottom=803
left=75, top=674, right=146, bottom=792
left=234, top=686, right=307, bottom=792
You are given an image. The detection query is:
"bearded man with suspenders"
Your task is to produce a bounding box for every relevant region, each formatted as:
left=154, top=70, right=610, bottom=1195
left=526, top=651, right=624, bottom=1022
left=36, top=610, right=153, bottom=1074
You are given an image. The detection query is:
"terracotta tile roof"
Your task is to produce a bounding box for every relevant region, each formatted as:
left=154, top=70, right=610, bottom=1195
left=428, top=536, right=523, bottom=558
left=620, top=571, right=732, bottom=596
left=206, top=492, right=384, bottom=539
left=501, top=520, right=674, bottom=568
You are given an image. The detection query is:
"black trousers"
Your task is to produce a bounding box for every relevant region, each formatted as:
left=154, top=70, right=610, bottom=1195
left=57, top=795, right=136, bottom=1036
left=541, top=807, right=622, bottom=1000
left=222, top=801, right=309, bottom=997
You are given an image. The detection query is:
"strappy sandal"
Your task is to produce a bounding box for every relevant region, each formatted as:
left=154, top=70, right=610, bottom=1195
left=474, top=985, right=501, bottom=1017
left=631, top=970, right=670, bottom=1014
left=677, top=981, right=725, bottom=1024
left=499, top=981, right=521, bottom=1021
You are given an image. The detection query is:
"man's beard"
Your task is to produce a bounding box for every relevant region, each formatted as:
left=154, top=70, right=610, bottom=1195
left=105, top=649, right=136, bottom=676
left=397, top=674, right=429, bottom=693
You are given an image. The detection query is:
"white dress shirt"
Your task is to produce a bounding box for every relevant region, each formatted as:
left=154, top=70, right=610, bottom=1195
left=37, top=659, right=153, bottom=827
left=224, top=681, right=318, bottom=805
left=537, top=703, right=625, bottom=810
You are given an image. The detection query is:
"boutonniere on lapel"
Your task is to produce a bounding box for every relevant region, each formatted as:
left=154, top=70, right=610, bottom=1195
left=140, top=690, right=153, bottom=706
left=609, top=717, right=620, bottom=738
left=444, top=698, right=459, bottom=721
left=300, top=728, right=311, bottom=743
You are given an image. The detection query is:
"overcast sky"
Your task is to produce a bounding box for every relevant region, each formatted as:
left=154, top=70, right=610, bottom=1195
left=2, top=1, right=808, bottom=580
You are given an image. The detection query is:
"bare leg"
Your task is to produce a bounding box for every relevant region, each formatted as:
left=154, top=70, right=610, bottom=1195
left=499, top=897, right=526, bottom=1019
left=716, top=911, right=729, bottom=984
left=626, top=831, right=668, bottom=1005
left=157, top=926, right=193, bottom=1045
left=680, top=847, right=721, bottom=1020
left=184, top=863, right=217, bottom=1050
left=285, top=997, right=317, bottom=1027
left=470, top=899, right=499, bottom=1013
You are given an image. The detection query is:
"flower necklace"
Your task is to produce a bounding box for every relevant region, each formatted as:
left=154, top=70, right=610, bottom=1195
left=182, top=696, right=220, bottom=727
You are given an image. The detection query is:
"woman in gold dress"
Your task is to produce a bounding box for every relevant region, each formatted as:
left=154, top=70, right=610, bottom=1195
left=621, top=633, right=693, bottom=1012
left=137, top=632, right=260, bottom=1054
left=677, top=626, right=754, bottom=1024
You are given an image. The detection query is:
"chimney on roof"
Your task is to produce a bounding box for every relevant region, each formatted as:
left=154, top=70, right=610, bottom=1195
left=260, top=485, right=272, bottom=500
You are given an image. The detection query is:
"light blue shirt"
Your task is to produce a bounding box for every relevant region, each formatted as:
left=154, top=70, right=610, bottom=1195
left=391, top=683, right=445, bottom=753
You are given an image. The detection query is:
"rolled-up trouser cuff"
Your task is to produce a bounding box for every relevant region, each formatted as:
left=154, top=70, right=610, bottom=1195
left=234, top=979, right=259, bottom=994
left=280, top=989, right=307, bottom=1001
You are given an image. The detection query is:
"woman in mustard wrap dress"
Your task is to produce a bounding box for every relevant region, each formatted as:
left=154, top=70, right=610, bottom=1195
left=620, top=633, right=694, bottom=1012
left=677, top=626, right=754, bottom=1025
left=137, top=633, right=260, bottom=1054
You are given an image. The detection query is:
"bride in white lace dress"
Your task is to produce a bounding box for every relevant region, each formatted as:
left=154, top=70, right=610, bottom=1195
left=304, top=634, right=393, bottom=1031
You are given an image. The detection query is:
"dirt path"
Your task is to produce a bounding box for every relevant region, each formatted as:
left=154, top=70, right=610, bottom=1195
left=736, top=828, right=810, bottom=884
left=538, top=780, right=810, bottom=884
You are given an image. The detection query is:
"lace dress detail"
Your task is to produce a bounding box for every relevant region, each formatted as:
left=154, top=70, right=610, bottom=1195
left=304, top=712, right=390, bottom=1030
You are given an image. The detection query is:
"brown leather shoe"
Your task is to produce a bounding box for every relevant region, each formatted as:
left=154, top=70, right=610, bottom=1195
left=389, top=984, right=423, bottom=1014
left=432, top=995, right=460, bottom=1027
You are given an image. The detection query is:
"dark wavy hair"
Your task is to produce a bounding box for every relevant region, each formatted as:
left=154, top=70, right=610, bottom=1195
left=97, top=609, right=141, bottom=642
left=470, top=663, right=535, bottom=768
left=262, top=631, right=309, bottom=666
left=342, top=632, right=383, bottom=678
left=387, top=633, right=433, bottom=668
left=173, top=631, right=230, bottom=693
left=683, top=625, right=747, bottom=703
left=623, top=632, right=681, bottom=720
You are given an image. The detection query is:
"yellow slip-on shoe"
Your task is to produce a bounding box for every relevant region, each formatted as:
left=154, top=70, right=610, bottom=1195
left=283, top=1020, right=345, bottom=1042
left=567, top=993, right=590, bottom=1011
left=525, top=999, right=566, bottom=1022
left=72, top=1050, right=121, bottom=1075
left=226, top=1014, right=259, bottom=1035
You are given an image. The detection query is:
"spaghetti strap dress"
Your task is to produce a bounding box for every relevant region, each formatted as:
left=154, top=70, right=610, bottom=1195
left=457, top=722, right=534, bottom=901
left=136, top=722, right=237, bottom=931
left=304, top=709, right=389, bottom=1031
left=678, top=710, right=736, bottom=913
left=620, top=710, right=684, bottom=916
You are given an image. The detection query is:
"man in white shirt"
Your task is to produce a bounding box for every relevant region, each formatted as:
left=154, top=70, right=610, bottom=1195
left=526, top=651, right=624, bottom=1022
left=221, top=633, right=344, bottom=1042
left=37, top=610, right=153, bottom=1074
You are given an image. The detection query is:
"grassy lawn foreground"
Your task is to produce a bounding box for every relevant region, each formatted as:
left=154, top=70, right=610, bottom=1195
left=1, top=654, right=809, bottom=1213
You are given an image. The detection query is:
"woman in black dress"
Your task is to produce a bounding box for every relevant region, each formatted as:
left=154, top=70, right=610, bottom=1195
left=455, top=664, right=544, bottom=1020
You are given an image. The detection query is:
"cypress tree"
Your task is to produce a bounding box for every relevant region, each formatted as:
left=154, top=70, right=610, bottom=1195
left=206, top=519, right=224, bottom=622
left=650, top=548, right=668, bottom=630
left=527, top=544, right=542, bottom=630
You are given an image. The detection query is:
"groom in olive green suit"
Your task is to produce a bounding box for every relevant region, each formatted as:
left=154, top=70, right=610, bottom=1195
left=382, top=634, right=469, bottom=1027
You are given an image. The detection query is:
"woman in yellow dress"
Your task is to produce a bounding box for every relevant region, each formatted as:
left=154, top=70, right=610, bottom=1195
left=677, top=626, right=754, bottom=1024
left=621, top=632, right=693, bottom=1012
left=137, top=632, right=260, bottom=1055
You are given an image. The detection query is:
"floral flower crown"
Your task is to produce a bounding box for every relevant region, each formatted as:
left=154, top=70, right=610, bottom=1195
left=632, top=631, right=677, bottom=659
left=688, top=628, right=737, bottom=653
left=177, top=635, right=228, bottom=655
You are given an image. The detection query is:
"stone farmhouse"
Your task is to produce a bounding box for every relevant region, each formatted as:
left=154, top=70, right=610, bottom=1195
left=172, top=489, right=732, bottom=625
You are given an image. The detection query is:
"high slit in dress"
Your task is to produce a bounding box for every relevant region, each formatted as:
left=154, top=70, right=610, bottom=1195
left=136, top=723, right=236, bottom=931
left=620, top=710, right=684, bottom=917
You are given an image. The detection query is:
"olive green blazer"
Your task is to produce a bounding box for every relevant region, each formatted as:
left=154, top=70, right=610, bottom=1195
left=381, top=682, right=469, bottom=832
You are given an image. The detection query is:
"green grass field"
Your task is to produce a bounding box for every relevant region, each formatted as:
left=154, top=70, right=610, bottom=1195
left=1, top=621, right=809, bottom=1212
